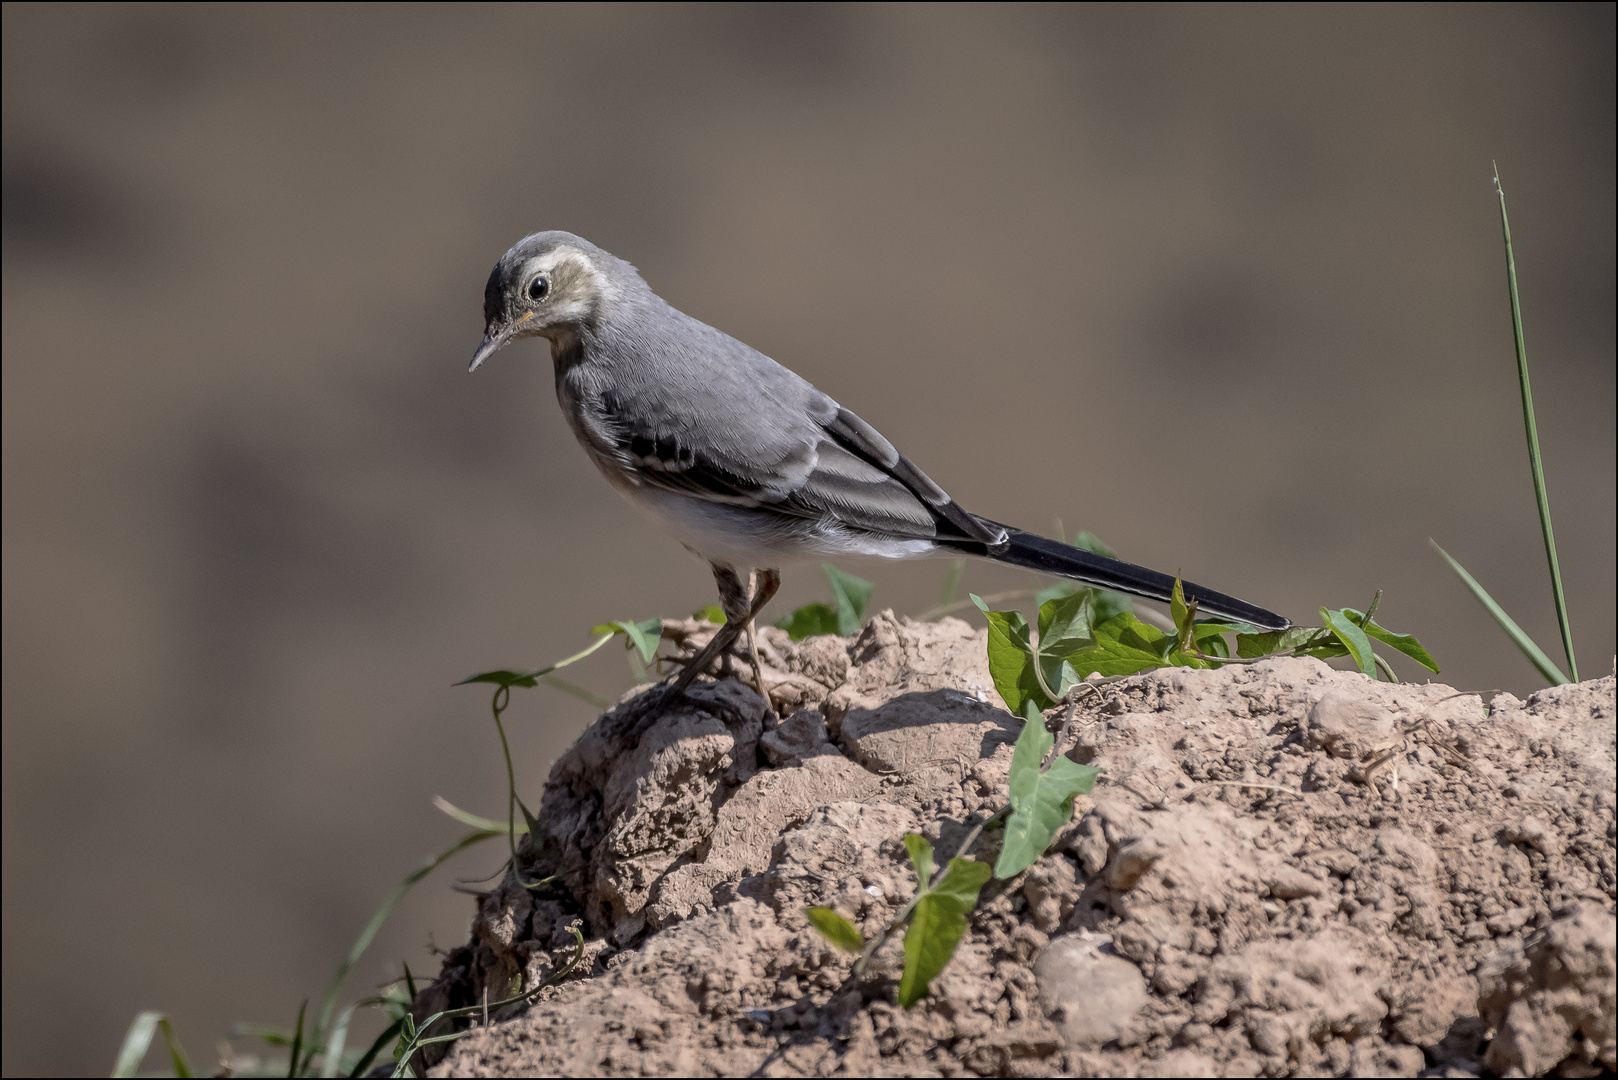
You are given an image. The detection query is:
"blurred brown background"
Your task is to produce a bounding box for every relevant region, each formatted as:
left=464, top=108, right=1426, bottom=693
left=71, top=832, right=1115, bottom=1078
left=2, top=3, right=1612, bottom=1075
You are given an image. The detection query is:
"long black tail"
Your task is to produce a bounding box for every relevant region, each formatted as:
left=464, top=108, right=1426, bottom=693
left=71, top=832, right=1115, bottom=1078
left=963, top=527, right=1290, bottom=630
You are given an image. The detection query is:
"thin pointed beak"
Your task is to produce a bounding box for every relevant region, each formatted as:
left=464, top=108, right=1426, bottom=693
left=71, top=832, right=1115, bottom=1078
left=468, top=311, right=535, bottom=371
left=469, top=322, right=514, bottom=372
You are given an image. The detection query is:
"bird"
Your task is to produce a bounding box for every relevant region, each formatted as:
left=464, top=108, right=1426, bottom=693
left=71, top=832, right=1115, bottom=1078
left=469, top=231, right=1289, bottom=706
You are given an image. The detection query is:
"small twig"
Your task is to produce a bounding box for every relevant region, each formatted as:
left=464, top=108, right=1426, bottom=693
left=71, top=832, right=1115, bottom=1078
left=1352, top=749, right=1402, bottom=785
left=1175, top=779, right=1304, bottom=801
left=1048, top=697, right=1084, bottom=763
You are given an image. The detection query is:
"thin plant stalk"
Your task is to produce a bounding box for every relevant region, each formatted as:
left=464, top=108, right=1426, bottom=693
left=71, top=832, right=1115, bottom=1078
left=1495, top=166, right=1577, bottom=681
left=1432, top=540, right=1570, bottom=685
left=112, top=1012, right=194, bottom=1078
left=308, top=829, right=498, bottom=1071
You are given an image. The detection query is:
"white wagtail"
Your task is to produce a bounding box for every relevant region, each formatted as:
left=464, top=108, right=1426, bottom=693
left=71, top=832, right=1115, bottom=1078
left=470, top=232, right=1289, bottom=701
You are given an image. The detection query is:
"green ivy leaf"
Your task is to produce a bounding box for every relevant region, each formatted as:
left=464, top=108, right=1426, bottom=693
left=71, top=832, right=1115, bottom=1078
left=1071, top=533, right=1134, bottom=618
left=1092, top=588, right=1135, bottom=622
left=995, top=702, right=1100, bottom=879
left=822, top=564, right=874, bottom=636
left=460, top=629, right=621, bottom=691
left=1193, top=627, right=1231, bottom=659
left=1294, top=637, right=1351, bottom=660
left=1065, top=613, right=1175, bottom=678
left=602, top=619, right=663, bottom=665
left=775, top=602, right=841, bottom=641
left=587, top=618, right=666, bottom=665
left=903, top=832, right=935, bottom=888
left=1034, top=590, right=1094, bottom=700
left=1235, top=625, right=1330, bottom=659
left=897, top=834, right=990, bottom=1009
left=455, top=669, right=542, bottom=689
left=929, top=854, right=992, bottom=909
left=1034, top=581, right=1079, bottom=608
left=1071, top=531, right=1117, bottom=559
left=1342, top=608, right=1440, bottom=673
left=804, top=907, right=865, bottom=952
left=1322, top=608, right=1378, bottom=678
left=1037, top=590, right=1096, bottom=658
left=972, top=595, right=1047, bottom=714
left=691, top=605, right=726, bottom=625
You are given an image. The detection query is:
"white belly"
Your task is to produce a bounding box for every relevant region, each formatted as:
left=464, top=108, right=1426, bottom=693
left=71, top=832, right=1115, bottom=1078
left=623, top=484, right=938, bottom=571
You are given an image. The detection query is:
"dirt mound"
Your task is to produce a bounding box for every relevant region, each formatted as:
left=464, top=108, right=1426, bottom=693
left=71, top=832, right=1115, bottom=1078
left=417, top=613, right=1616, bottom=1077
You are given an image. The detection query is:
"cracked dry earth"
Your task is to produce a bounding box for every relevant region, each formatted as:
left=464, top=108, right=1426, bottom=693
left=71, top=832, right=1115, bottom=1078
left=417, top=613, right=1616, bottom=1078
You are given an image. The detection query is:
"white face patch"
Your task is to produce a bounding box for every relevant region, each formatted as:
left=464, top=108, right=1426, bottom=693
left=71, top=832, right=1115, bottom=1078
left=519, top=245, right=619, bottom=326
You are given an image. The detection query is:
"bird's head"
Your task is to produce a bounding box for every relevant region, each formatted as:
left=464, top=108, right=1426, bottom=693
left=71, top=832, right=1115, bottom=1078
left=469, top=231, right=626, bottom=371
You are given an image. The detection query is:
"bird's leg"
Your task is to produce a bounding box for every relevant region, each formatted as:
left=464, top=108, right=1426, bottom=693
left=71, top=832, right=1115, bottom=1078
left=627, top=567, right=781, bottom=745
left=666, top=565, right=753, bottom=696
left=745, top=618, right=765, bottom=702
left=743, top=569, right=781, bottom=711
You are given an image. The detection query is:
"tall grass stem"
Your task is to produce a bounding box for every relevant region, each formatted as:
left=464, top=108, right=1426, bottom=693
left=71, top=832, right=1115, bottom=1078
left=1494, top=167, right=1577, bottom=681
left=1432, top=540, right=1570, bottom=685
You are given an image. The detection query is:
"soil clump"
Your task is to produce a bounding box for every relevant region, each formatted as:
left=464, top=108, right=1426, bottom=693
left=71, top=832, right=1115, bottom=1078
left=418, top=613, right=1616, bottom=1077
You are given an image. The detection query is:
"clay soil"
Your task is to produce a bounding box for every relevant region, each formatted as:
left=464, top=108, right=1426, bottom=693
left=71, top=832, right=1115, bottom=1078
left=415, top=614, right=1616, bottom=1078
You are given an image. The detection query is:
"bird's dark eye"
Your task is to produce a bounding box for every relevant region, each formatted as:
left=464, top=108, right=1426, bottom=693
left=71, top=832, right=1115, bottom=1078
left=527, top=275, right=550, bottom=301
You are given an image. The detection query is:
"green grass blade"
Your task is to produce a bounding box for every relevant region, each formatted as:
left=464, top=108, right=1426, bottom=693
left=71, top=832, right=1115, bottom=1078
left=113, top=1012, right=197, bottom=1077
left=113, top=1012, right=160, bottom=1077
left=158, top=1016, right=194, bottom=1078
left=1495, top=168, right=1577, bottom=681
left=432, top=795, right=524, bottom=834
left=288, top=1000, right=307, bottom=1078
left=937, top=560, right=964, bottom=615
left=1432, top=540, right=1570, bottom=685
left=321, top=1003, right=357, bottom=1078
left=310, top=829, right=499, bottom=1054
left=228, top=1022, right=295, bottom=1047
left=388, top=928, right=586, bottom=1076
left=538, top=674, right=611, bottom=710
left=345, top=1017, right=404, bottom=1078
